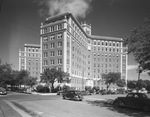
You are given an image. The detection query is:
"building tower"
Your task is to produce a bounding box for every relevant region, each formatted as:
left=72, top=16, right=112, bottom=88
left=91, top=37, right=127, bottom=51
left=19, top=44, right=41, bottom=81
left=40, top=12, right=128, bottom=90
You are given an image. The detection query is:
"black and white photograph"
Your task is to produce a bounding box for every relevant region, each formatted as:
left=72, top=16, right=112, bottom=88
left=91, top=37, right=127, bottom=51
left=0, top=0, right=150, bottom=117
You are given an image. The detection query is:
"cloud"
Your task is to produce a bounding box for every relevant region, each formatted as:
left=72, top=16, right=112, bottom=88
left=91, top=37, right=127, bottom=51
left=127, top=64, right=138, bottom=70
left=35, top=0, right=93, bottom=18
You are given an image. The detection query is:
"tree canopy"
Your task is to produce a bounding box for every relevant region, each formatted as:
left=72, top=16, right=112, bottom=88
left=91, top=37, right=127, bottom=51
left=101, top=72, right=121, bottom=90
left=123, top=17, right=150, bottom=74
left=40, top=67, right=70, bottom=91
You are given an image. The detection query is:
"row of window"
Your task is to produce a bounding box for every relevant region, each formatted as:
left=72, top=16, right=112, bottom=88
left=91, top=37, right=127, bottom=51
left=71, top=68, right=119, bottom=77
left=92, top=53, right=119, bottom=57
left=41, top=24, right=63, bottom=34
left=43, top=59, right=62, bottom=65
left=93, top=46, right=120, bottom=52
left=43, top=33, right=63, bottom=42
left=43, top=41, right=63, bottom=50
left=43, top=50, right=62, bottom=57
left=89, top=40, right=121, bottom=47
left=28, top=53, right=40, bottom=57
left=92, top=58, right=119, bottom=62
left=93, top=63, right=120, bottom=68
left=28, top=62, right=39, bottom=66
left=28, top=67, right=40, bottom=71
left=26, top=48, right=40, bottom=52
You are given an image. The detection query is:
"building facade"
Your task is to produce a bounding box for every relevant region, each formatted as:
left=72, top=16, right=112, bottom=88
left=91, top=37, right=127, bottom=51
left=40, top=12, right=127, bottom=90
left=19, top=44, right=41, bottom=81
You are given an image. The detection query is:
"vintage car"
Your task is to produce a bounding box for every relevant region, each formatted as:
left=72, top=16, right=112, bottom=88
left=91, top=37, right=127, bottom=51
left=0, top=87, right=7, bottom=95
left=113, top=92, right=150, bottom=112
left=62, top=90, right=84, bottom=101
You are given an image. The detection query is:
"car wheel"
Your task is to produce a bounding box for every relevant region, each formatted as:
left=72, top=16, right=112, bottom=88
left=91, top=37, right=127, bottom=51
left=142, top=105, right=150, bottom=112
left=63, top=96, right=66, bottom=99
left=113, top=100, right=121, bottom=107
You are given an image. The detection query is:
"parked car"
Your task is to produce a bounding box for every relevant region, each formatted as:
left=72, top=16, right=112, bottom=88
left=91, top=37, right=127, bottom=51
left=62, top=90, right=84, bottom=101
left=0, top=87, right=7, bottom=95
left=113, top=92, right=150, bottom=112
left=139, top=88, right=148, bottom=94
left=57, top=91, right=64, bottom=95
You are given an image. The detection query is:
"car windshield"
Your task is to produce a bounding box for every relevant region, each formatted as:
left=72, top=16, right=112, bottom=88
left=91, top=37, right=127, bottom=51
left=0, top=87, right=5, bottom=91
left=75, top=91, right=81, bottom=94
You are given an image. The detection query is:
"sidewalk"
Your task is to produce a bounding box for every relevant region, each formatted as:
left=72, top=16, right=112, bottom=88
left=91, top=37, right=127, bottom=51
left=32, top=92, right=57, bottom=95
left=0, top=100, right=31, bottom=117
left=84, top=96, right=114, bottom=105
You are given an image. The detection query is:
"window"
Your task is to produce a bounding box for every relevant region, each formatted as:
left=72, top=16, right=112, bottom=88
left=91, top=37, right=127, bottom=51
left=50, top=35, right=55, bottom=40
left=43, top=44, right=48, bottom=50
left=51, top=26, right=54, bottom=32
left=58, top=59, right=62, bottom=64
left=50, top=43, right=55, bottom=48
left=43, top=36, right=48, bottom=42
left=44, top=60, right=48, bottom=66
left=57, top=33, right=62, bottom=39
left=44, top=28, right=47, bottom=33
left=57, top=41, right=62, bottom=47
left=58, top=50, right=62, bottom=56
left=43, top=52, right=48, bottom=57
left=50, top=60, right=54, bottom=65
left=58, top=24, right=62, bottom=30
left=50, top=51, right=55, bottom=57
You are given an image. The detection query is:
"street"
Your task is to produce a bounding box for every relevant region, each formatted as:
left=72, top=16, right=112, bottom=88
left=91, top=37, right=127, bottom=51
left=0, top=92, right=150, bottom=117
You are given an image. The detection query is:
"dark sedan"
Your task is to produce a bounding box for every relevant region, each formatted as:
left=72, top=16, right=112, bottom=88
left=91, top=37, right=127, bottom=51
left=0, top=87, right=7, bottom=95
left=113, top=92, right=150, bottom=112
left=62, top=90, right=83, bottom=101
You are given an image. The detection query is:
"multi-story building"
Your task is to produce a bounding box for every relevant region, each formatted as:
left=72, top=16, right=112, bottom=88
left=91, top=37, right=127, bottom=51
left=40, top=12, right=127, bottom=90
left=19, top=44, right=41, bottom=81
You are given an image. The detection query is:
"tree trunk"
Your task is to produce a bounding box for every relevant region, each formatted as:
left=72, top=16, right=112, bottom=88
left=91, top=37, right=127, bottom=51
left=107, top=83, right=110, bottom=90
left=51, top=82, right=54, bottom=92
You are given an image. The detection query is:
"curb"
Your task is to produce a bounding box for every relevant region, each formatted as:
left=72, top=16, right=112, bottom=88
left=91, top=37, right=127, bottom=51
left=32, top=92, right=57, bottom=95
left=84, top=97, right=114, bottom=105
left=4, top=100, right=32, bottom=117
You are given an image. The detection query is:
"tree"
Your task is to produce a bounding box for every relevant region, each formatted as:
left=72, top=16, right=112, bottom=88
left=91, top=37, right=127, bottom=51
left=123, top=17, right=150, bottom=75
left=137, top=79, right=147, bottom=89
left=40, top=67, right=70, bottom=92
left=16, top=70, right=29, bottom=88
left=40, top=68, right=57, bottom=91
left=23, top=76, right=37, bottom=87
left=116, top=79, right=126, bottom=87
left=127, top=80, right=137, bottom=89
left=57, top=69, right=70, bottom=84
left=0, top=63, right=13, bottom=87
left=101, top=72, right=121, bottom=90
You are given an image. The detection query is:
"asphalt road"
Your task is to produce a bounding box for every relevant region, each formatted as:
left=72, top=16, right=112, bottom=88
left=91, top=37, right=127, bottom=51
left=1, top=92, right=150, bottom=117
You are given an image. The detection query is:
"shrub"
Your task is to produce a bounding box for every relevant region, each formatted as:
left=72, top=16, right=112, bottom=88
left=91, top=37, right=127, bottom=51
left=36, top=85, right=50, bottom=93
left=62, top=85, right=70, bottom=91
